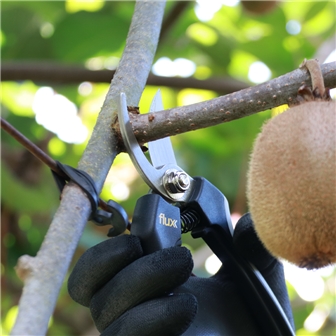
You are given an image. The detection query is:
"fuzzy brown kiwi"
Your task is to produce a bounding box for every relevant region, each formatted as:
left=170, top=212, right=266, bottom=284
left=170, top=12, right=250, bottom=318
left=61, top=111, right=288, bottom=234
left=247, top=101, right=336, bottom=269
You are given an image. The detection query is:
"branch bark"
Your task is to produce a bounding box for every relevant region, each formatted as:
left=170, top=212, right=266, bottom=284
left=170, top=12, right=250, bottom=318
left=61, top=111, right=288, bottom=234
left=124, top=61, right=336, bottom=144
left=10, top=1, right=166, bottom=335
left=1, top=61, right=248, bottom=94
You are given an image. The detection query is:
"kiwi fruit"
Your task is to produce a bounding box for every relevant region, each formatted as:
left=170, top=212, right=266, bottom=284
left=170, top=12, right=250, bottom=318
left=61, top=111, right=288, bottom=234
left=247, top=101, right=336, bottom=269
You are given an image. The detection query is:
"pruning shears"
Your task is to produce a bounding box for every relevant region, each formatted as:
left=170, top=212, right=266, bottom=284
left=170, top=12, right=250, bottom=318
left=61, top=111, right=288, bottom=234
left=118, top=90, right=295, bottom=336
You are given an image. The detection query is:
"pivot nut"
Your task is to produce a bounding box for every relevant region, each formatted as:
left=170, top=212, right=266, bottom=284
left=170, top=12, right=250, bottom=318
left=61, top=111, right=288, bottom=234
left=163, top=169, right=190, bottom=194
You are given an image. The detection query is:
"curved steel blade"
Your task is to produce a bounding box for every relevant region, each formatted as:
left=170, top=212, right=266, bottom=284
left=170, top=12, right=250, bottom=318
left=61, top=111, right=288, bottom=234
left=118, top=93, right=163, bottom=193
left=148, top=90, right=177, bottom=168
left=118, top=92, right=193, bottom=203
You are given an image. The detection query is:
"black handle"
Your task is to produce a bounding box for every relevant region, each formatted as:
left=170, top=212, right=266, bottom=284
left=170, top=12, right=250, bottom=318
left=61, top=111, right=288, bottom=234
left=185, top=177, right=295, bottom=336
left=131, top=180, right=295, bottom=336
left=131, top=193, right=182, bottom=254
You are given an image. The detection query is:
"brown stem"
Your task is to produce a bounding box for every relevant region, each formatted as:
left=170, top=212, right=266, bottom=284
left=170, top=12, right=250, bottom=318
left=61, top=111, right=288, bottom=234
left=1, top=118, right=65, bottom=177
left=0, top=118, right=109, bottom=211
left=122, top=61, right=336, bottom=144
left=1, top=61, right=248, bottom=94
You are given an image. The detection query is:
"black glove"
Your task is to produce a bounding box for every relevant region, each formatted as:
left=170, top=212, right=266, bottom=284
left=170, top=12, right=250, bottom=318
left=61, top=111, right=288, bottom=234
left=68, top=213, right=294, bottom=335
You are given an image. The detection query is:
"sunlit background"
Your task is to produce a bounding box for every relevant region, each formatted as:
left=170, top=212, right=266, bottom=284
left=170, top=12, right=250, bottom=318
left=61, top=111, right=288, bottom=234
left=1, top=0, right=335, bottom=335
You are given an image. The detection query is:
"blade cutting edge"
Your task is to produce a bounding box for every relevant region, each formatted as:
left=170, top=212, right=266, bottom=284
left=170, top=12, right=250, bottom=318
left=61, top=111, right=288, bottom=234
left=148, top=90, right=177, bottom=168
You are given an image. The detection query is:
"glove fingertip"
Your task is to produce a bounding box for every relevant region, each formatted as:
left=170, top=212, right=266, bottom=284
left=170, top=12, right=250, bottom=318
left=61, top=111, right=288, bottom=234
left=101, top=293, right=197, bottom=336
left=90, top=245, right=194, bottom=329
left=68, top=234, right=143, bottom=307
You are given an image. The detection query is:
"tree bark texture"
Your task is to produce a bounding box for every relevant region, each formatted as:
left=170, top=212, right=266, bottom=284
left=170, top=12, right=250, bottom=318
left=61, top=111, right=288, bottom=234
left=125, top=61, right=336, bottom=144
left=10, top=1, right=166, bottom=335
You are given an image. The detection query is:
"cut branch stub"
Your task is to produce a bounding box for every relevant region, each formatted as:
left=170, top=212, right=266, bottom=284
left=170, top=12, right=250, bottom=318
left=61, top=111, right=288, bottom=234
left=15, top=255, right=36, bottom=282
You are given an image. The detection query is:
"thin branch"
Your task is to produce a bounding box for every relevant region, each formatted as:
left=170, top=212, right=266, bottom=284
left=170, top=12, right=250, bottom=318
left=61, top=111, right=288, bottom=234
left=1, top=118, right=59, bottom=175
left=147, top=73, right=248, bottom=93
left=124, top=61, right=336, bottom=144
left=0, top=118, right=112, bottom=212
left=1, top=61, right=248, bottom=94
left=10, top=1, right=166, bottom=335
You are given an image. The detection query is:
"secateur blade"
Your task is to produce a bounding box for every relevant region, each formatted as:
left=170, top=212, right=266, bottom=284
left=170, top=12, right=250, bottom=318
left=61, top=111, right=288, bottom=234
left=147, top=90, right=177, bottom=169
left=118, top=91, right=193, bottom=203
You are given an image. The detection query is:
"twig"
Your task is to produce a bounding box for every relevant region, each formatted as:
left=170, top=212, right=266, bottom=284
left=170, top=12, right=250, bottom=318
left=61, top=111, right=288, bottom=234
left=10, top=1, right=166, bottom=334
left=0, top=118, right=111, bottom=212
left=1, top=118, right=60, bottom=176
left=1, top=61, right=248, bottom=94
left=125, top=61, right=336, bottom=144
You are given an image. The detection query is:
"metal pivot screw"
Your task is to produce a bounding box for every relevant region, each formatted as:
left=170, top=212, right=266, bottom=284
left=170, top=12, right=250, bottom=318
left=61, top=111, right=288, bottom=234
left=163, top=169, right=190, bottom=194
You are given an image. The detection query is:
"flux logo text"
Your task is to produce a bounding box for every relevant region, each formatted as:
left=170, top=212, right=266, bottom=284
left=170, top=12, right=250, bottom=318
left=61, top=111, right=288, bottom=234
left=159, top=213, right=178, bottom=228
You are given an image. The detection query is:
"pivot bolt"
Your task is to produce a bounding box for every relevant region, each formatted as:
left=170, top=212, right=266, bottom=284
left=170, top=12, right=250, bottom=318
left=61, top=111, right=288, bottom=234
left=164, top=169, right=190, bottom=194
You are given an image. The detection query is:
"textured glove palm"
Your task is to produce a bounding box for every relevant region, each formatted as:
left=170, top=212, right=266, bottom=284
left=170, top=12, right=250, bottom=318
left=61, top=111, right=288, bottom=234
left=68, top=213, right=294, bottom=335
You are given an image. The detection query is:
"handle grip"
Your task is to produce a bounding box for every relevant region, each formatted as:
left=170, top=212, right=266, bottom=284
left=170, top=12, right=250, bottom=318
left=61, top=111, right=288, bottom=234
left=186, top=177, right=295, bottom=336
left=131, top=193, right=182, bottom=254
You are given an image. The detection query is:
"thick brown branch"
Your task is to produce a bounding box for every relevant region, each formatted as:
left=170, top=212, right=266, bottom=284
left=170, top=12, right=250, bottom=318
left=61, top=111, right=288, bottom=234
left=1, top=61, right=248, bottom=94
left=125, top=61, right=336, bottom=144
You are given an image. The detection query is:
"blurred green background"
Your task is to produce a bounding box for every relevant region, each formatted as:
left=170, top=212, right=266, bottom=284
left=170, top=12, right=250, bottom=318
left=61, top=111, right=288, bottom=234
left=1, top=1, right=335, bottom=335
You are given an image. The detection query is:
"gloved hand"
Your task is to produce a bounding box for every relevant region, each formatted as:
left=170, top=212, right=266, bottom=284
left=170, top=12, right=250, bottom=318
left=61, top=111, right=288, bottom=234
left=68, top=213, right=294, bottom=336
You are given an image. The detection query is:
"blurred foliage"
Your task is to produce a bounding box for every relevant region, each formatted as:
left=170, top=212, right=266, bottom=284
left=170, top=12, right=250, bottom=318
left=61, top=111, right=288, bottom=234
left=1, top=1, right=335, bottom=335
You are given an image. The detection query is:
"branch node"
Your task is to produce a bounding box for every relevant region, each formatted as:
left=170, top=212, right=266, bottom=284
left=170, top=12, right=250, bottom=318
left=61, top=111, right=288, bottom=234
left=15, top=255, right=37, bottom=282
left=299, top=59, right=331, bottom=102
left=299, top=58, right=326, bottom=97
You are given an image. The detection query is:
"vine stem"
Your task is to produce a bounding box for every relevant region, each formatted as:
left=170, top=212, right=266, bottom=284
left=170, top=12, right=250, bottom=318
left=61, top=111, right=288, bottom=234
left=1, top=62, right=248, bottom=95
left=0, top=117, right=112, bottom=212
left=1, top=118, right=66, bottom=177
left=10, top=1, right=166, bottom=334
left=124, top=61, right=336, bottom=144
